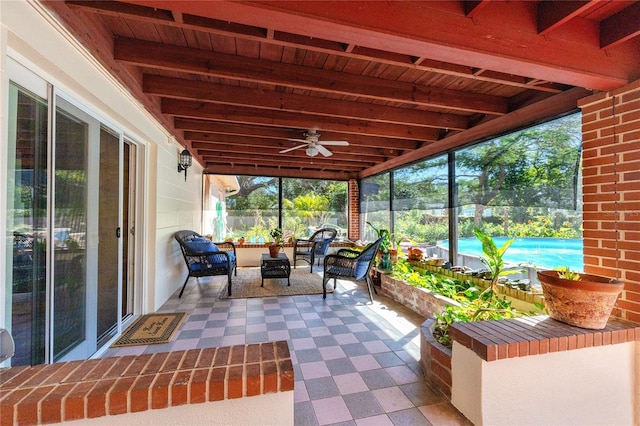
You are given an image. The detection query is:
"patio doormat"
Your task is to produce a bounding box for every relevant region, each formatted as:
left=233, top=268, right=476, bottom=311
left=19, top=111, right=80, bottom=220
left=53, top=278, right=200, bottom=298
left=110, top=312, right=187, bottom=347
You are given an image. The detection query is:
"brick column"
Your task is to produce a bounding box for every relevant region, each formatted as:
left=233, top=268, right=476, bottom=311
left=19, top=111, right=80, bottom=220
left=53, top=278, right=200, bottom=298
left=348, top=179, right=360, bottom=241
left=578, top=79, right=640, bottom=324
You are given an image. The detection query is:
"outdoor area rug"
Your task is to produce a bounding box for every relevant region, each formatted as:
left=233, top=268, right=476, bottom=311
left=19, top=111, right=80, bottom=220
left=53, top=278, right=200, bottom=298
left=110, top=312, right=187, bottom=347
left=219, top=267, right=334, bottom=299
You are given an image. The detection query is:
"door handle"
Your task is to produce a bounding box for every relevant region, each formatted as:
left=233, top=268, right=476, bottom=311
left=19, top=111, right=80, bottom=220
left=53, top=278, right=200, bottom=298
left=116, top=227, right=121, bottom=238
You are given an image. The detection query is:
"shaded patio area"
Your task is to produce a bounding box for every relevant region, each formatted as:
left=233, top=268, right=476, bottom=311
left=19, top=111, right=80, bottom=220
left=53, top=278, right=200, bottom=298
left=101, top=271, right=471, bottom=425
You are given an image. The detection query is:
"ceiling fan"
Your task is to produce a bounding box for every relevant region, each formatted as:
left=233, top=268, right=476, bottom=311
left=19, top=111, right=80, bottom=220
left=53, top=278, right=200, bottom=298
left=279, top=130, right=349, bottom=157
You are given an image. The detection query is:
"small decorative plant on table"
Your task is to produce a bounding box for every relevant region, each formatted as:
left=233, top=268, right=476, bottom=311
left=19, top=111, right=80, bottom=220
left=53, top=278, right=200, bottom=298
left=537, top=266, right=624, bottom=329
left=269, top=227, right=284, bottom=257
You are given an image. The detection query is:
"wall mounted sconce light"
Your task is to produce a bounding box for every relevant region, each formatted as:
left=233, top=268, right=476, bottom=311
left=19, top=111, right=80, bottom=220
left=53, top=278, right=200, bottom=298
left=178, top=149, right=192, bottom=181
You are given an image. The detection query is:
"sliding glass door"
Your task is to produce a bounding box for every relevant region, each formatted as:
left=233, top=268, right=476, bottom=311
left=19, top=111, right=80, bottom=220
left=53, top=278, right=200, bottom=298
left=5, top=61, right=131, bottom=365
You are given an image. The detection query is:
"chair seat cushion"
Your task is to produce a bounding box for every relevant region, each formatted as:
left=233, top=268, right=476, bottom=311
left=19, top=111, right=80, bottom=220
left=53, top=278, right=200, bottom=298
left=208, top=252, right=236, bottom=268
left=188, top=252, right=235, bottom=272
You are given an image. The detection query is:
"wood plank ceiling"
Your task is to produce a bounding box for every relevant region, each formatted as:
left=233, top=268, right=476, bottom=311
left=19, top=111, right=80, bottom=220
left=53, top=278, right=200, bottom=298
left=44, top=0, right=640, bottom=180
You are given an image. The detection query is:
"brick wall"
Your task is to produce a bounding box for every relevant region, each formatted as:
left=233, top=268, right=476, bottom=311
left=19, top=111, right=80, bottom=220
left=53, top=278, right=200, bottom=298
left=420, top=318, right=452, bottom=398
left=579, top=79, right=640, bottom=324
left=348, top=179, right=360, bottom=240
left=0, top=342, right=294, bottom=425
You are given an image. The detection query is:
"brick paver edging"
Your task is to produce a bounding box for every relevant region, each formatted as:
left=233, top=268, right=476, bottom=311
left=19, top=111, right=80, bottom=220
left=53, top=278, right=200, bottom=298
left=0, top=341, right=294, bottom=425
left=449, top=316, right=640, bottom=362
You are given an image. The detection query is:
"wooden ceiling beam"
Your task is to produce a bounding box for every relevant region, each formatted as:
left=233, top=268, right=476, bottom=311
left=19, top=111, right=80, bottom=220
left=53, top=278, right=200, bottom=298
left=185, top=136, right=402, bottom=161
left=361, top=87, right=592, bottom=178
left=115, top=37, right=508, bottom=115
left=200, top=148, right=381, bottom=166
left=600, top=1, right=640, bottom=49
left=537, top=1, right=593, bottom=36
left=175, top=118, right=422, bottom=150
left=464, top=1, right=491, bottom=18
left=162, top=98, right=441, bottom=141
left=144, top=75, right=469, bottom=131
left=204, top=163, right=356, bottom=180
left=201, top=153, right=370, bottom=169
left=69, top=0, right=564, bottom=93
left=175, top=119, right=297, bottom=139
left=188, top=136, right=397, bottom=159
left=120, top=0, right=633, bottom=90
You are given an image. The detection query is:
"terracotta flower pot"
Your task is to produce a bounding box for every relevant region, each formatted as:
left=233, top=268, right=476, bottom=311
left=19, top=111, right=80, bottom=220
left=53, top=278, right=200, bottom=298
left=537, top=270, right=624, bottom=329
left=268, top=245, right=281, bottom=258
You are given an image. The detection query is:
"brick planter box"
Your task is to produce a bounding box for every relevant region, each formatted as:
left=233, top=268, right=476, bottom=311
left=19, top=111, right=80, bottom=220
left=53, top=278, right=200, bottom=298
left=420, top=317, right=453, bottom=398
left=380, top=273, right=458, bottom=319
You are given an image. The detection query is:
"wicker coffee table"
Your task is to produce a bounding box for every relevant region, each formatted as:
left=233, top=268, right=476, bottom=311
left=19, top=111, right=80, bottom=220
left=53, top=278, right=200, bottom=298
left=260, top=252, right=291, bottom=286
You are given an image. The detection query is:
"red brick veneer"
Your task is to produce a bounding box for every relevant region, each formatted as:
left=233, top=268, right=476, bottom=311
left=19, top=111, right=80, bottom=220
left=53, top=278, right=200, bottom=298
left=579, top=79, right=640, bottom=324
left=420, top=318, right=453, bottom=398
left=348, top=179, right=360, bottom=241
left=0, top=342, right=294, bottom=426
left=449, top=316, right=639, bottom=362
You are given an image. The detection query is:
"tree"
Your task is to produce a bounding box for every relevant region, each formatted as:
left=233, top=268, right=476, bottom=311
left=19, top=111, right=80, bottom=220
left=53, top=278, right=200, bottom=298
left=456, top=114, right=581, bottom=226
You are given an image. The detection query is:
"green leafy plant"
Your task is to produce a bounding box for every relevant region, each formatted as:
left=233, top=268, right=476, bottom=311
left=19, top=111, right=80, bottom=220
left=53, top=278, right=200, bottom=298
left=474, top=227, right=523, bottom=300
left=429, top=229, right=525, bottom=347
left=270, top=227, right=284, bottom=247
left=367, top=221, right=393, bottom=270
left=556, top=266, right=581, bottom=280
left=366, top=221, right=391, bottom=252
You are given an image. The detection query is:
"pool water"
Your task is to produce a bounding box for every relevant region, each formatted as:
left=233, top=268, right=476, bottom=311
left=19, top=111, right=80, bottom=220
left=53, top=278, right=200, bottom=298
left=440, top=237, right=584, bottom=271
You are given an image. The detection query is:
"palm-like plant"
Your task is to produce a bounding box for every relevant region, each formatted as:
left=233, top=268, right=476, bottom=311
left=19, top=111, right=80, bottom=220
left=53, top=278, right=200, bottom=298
left=473, top=227, right=520, bottom=301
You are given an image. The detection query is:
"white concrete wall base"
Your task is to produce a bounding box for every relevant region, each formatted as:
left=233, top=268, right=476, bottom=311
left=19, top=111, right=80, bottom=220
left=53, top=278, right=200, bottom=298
left=451, top=341, right=635, bottom=426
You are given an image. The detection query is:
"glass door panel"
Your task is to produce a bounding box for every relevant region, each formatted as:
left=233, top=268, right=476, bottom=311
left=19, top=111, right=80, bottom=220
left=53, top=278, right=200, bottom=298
left=122, top=141, right=136, bottom=321
left=52, top=98, right=90, bottom=361
left=97, top=128, right=121, bottom=347
left=6, top=82, right=48, bottom=366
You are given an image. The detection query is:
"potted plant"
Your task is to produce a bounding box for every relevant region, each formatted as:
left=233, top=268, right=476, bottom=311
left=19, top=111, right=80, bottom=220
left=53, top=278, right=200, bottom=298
left=366, top=222, right=392, bottom=271
left=537, top=267, right=624, bottom=329
left=269, top=227, right=284, bottom=257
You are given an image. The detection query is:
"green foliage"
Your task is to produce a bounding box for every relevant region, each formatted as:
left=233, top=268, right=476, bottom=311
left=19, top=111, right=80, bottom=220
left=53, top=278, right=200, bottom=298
left=391, top=260, right=523, bottom=348
left=434, top=296, right=519, bottom=347
left=270, top=227, right=284, bottom=246
left=556, top=266, right=581, bottom=280
left=473, top=227, right=525, bottom=301
left=366, top=221, right=391, bottom=252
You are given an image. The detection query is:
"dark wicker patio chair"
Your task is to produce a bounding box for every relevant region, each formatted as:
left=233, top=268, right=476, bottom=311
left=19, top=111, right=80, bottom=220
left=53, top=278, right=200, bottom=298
left=293, top=228, right=338, bottom=273
left=174, top=230, right=237, bottom=298
left=322, top=237, right=383, bottom=303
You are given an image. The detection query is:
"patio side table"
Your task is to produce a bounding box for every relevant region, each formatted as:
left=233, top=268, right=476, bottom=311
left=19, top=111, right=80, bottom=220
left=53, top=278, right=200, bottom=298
left=260, top=252, right=291, bottom=287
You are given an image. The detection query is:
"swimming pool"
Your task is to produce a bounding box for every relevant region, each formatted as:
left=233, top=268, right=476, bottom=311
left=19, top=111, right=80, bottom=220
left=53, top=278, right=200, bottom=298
left=440, top=237, right=584, bottom=271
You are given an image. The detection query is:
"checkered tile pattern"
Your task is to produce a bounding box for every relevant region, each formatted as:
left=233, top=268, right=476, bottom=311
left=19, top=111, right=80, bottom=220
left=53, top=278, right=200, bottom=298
left=101, top=272, right=471, bottom=425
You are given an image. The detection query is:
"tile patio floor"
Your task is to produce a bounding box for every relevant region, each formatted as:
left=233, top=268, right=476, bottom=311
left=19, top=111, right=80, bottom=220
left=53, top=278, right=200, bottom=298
left=101, top=270, right=472, bottom=425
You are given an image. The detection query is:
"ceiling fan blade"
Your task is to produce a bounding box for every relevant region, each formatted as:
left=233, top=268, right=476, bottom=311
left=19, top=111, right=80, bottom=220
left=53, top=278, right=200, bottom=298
left=287, top=138, right=311, bottom=144
left=280, top=144, right=305, bottom=154
left=316, top=145, right=333, bottom=157
left=318, top=141, right=349, bottom=146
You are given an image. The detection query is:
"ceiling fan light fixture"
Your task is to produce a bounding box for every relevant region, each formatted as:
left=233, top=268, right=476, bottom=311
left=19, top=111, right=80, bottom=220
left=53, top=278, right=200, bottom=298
left=306, top=146, right=318, bottom=157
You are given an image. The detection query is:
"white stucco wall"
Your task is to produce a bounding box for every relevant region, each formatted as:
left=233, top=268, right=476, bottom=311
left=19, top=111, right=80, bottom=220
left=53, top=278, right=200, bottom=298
left=451, top=340, right=636, bottom=426
left=0, top=0, right=201, bottom=328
